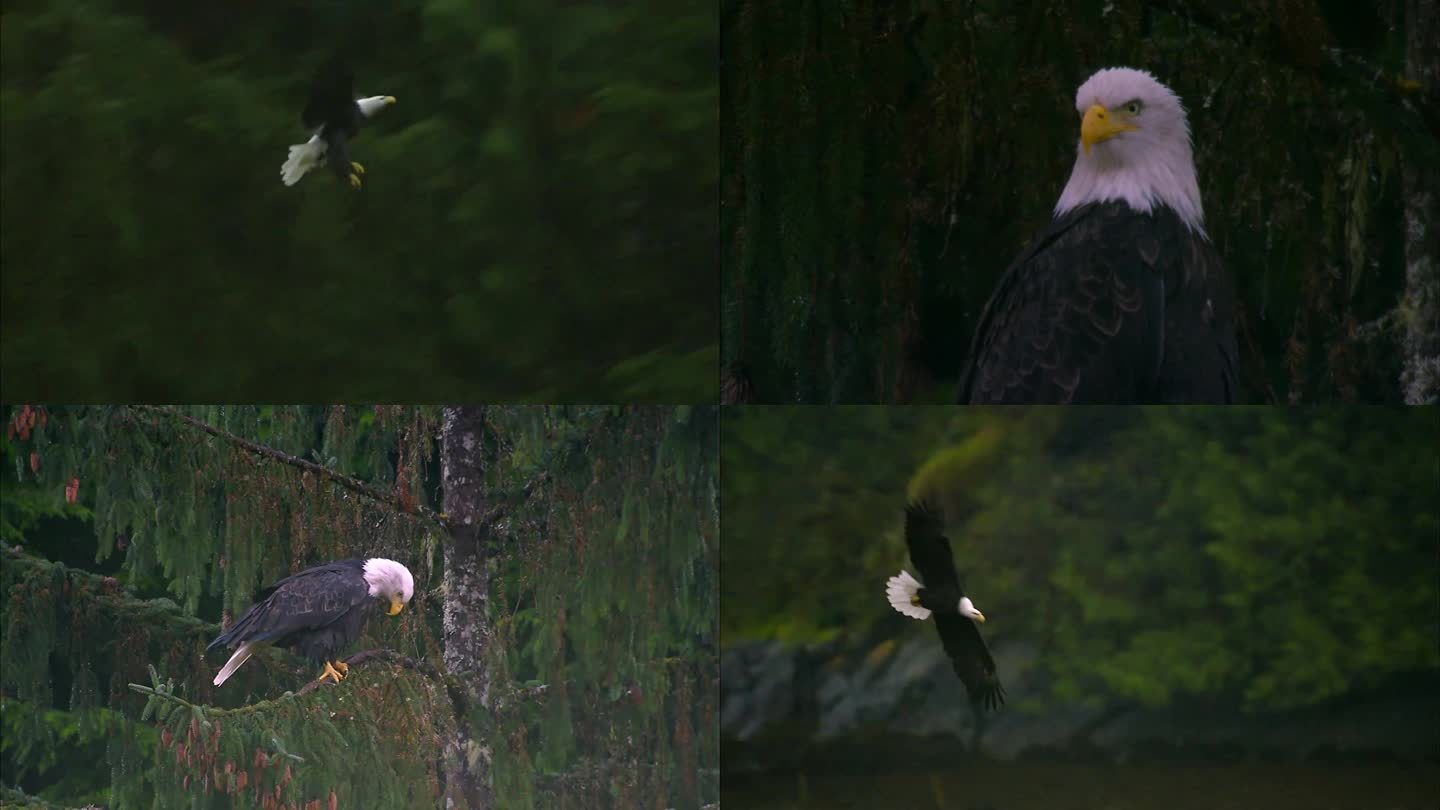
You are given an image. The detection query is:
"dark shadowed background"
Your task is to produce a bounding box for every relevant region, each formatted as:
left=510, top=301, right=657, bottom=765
left=720, top=407, right=1440, bottom=809
left=721, top=0, right=1440, bottom=403
left=2, top=1, right=716, bottom=401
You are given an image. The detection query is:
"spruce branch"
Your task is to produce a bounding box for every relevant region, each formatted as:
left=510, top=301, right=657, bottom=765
left=129, top=679, right=293, bottom=720
left=1147, top=0, right=1437, bottom=106
left=0, top=783, right=93, bottom=809
left=479, top=470, right=551, bottom=532
left=128, top=650, right=475, bottom=721
left=129, top=405, right=450, bottom=530
left=1, top=545, right=218, bottom=639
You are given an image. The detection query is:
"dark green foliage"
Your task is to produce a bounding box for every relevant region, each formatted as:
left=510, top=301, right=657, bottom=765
left=723, top=0, right=1436, bottom=402
left=1, top=0, right=716, bottom=401
left=486, top=406, right=719, bottom=808
left=720, top=407, right=1440, bottom=712
left=1, top=405, right=717, bottom=808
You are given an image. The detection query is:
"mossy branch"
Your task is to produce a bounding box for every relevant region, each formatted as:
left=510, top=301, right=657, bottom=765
left=129, top=673, right=308, bottom=721
left=2, top=545, right=217, bottom=639
left=129, top=405, right=450, bottom=530
left=127, top=649, right=488, bottom=723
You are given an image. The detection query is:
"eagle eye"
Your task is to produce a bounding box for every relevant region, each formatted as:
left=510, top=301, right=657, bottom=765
left=1124, top=100, right=1143, bottom=115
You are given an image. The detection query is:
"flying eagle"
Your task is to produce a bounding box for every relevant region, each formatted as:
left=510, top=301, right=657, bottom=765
left=957, top=67, right=1238, bottom=404
left=885, top=500, right=1004, bottom=711
left=280, top=59, right=395, bottom=189
left=208, top=558, right=414, bottom=686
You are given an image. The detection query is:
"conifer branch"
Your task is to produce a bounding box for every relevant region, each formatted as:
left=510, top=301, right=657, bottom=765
left=0, top=783, right=89, bottom=809
left=130, top=405, right=450, bottom=529
left=2, top=546, right=218, bottom=639
left=128, top=650, right=470, bottom=720
left=479, top=471, right=551, bottom=532
left=1146, top=0, right=1438, bottom=129
left=129, top=680, right=308, bottom=719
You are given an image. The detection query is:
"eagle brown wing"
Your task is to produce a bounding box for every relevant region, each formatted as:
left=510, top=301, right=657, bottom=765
left=935, top=612, right=1005, bottom=711
left=903, top=499, right=959, bottom=592
left=958, top=201, right=1239, bottom=403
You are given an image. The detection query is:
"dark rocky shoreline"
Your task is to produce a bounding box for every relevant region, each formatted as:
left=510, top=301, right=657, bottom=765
left=721, top=638, right=1440, bottom=769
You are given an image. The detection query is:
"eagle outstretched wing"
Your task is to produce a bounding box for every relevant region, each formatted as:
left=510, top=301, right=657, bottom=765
left=904, top=499, right=959, bottom=592
left=903, top=499, right=1005, bottom=711
left=302, top=58, right=357, bottom=131
left=935, top=613, right=1005, bottom=710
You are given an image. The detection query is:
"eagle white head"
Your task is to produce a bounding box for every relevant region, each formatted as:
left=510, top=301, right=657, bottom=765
left=356, top=95, right=397, bottom=118
left=1054, top=67, right=1206, bottom=237
left=363, top=558, right=414, bottom=616
left=958, top=596, right=985, bottom=623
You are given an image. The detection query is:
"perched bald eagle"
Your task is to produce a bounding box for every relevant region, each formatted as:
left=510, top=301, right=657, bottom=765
left=208, top=558, right=414, bottom=686
left=958, top=67, right=1238, bottom=403
left=280, top=60, right=395, bottom=189
left=885, top=500, right=1004, bottom=711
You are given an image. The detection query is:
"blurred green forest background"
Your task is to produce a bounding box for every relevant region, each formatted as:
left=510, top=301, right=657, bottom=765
left=721, top=407, right=1439, bottom=712
left=722, top=0, right=1440, bottom=403
left=2, top=0, right=716, bottom=401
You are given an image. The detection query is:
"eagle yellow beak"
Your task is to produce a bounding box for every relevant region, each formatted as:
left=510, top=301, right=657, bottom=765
left=1081, top=104, right=1137, bottom=154
left=972, top=611, right=986, bottom=623
left=387, top=596, right=404, bottom=616
left=384, top=96, right=397, bottom=105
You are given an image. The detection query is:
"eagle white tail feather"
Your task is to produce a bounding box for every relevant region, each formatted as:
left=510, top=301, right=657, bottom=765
left=281, top=135, right=326, bottom=186
left=886, top=570, right=932, bottom=620
left=213, top=641, right=258, bottom=686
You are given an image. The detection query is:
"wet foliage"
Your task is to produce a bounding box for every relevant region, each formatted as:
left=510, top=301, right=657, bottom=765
left=1, top=405, right=717, bottom=808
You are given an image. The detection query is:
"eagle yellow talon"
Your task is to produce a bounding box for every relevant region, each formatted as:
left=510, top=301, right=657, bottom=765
left=349, top=173, right=362, bottom=189
left=351, top=161, right=365, bottom=176
left=334, top=661, right=349, bottom=677
left=318, top=660, right=345, bottom=684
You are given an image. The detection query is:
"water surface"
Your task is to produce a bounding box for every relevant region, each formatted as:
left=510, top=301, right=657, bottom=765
left=722, top=763, right=1440, bottom=809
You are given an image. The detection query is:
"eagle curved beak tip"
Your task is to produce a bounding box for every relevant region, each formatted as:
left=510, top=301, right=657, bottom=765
left=387, top=597, right=404, bottom=616
left=1080, top=103, right=1136, bottom=154
left=974, top=612, right=986, bottom=624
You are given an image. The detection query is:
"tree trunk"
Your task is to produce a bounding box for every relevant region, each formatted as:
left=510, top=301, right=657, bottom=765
left=1402, top=0, right=1440, bottom=403
left=441, top=406, right=495, bottom=808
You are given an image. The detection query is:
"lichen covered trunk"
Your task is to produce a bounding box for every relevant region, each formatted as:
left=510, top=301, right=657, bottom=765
left=1402, top=0, right=1440, bottom=404
left=441, top=406, right=494, bottom=808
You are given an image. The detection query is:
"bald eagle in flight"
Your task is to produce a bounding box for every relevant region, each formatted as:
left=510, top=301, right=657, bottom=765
left=958, top=67, right=1238, bottom=403
left=886, top=500, right=1004, bottom=711
left=208, top=558, right=414, bottom=686
left=280, top=60, right=395, bottom=189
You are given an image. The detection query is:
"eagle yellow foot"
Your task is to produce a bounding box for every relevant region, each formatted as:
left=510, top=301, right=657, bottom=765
left=334, top=661, right=349, bottom=677
left=350, top=161, right=365, bottom=176
left=318, top=660, right=346, bottom=684
left=349, top=173, right=363, bottom=189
